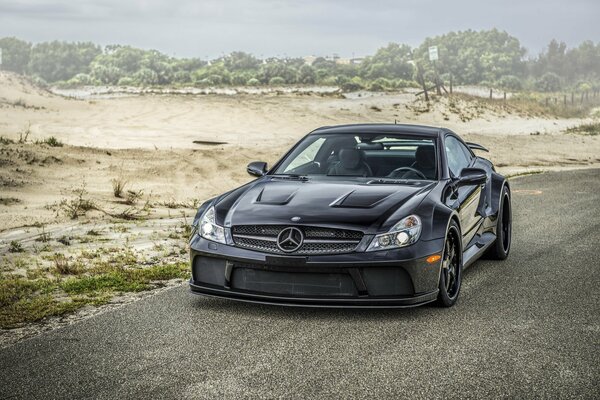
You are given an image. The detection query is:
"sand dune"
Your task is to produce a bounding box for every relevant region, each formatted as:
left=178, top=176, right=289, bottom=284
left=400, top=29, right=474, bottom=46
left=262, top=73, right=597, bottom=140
left=0, top=70, right=599, bottom=231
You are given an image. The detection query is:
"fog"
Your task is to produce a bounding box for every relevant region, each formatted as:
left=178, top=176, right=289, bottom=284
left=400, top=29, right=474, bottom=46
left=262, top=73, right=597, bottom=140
left=0, top=0, right=598, bottom=58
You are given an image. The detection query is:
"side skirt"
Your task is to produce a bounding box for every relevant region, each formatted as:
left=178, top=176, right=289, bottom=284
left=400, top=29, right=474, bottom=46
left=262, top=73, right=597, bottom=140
left=463, top=231, right=496, bottom=268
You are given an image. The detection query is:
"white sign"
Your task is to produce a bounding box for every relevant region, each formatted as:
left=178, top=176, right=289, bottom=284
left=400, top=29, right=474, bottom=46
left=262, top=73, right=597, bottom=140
left=428, top=46, right=438, bottom=62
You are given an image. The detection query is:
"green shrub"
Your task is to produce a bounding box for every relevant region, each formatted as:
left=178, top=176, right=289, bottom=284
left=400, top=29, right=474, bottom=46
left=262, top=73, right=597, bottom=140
left=341, top=81, right=364, bottom=92
left=497, top=75, right=523, bottom=91
left=535, top=72, right=562, bottom=92
left=68, top=73, right=95, bottom=86
left=117, top=76, right=135, bottom=86
left=268, top=76, right=286, bottom=85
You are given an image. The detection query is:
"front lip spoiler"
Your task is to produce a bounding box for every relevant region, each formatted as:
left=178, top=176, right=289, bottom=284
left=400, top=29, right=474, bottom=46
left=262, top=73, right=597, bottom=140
left=189, top=281, right=439, bottom=309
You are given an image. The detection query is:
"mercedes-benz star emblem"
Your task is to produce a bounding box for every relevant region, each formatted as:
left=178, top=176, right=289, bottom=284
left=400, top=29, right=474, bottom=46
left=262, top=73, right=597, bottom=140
left=277, top=227, right=304, bottom=253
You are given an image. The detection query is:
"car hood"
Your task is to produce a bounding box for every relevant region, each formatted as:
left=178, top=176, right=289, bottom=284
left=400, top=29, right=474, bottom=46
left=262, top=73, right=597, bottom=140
left=216, top=177, right=435, bottom=232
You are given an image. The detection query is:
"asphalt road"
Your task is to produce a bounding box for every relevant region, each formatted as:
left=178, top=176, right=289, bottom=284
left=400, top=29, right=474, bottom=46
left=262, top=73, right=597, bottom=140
left=1, top=169, right=599, bottom=399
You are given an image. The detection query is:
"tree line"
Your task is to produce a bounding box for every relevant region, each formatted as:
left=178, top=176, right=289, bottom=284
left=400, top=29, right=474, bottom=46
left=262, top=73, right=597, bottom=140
left=1, top=29, right=599, bottom=92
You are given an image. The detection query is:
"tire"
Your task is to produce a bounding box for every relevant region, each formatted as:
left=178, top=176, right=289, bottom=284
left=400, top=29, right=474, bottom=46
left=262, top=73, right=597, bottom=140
left=487, top=186, right=511, bottom=260
left=436, top=220, right=462, bottom=307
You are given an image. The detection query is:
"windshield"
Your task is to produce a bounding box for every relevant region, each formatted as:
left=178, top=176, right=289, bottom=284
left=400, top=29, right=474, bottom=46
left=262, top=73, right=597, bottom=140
left=273, top=133, right=437, bottom=180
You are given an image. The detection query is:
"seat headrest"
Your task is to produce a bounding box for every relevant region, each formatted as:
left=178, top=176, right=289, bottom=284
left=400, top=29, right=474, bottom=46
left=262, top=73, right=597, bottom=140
left=415, top=146, right=435, bottom=169
left=339, top=148, right=362, bottom=169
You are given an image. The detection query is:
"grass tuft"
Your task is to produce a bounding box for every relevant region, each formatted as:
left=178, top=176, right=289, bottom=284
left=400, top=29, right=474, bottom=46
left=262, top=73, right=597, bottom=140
left=566, top=122, right=600, bottom=136
left=37, top=136, right=63, bottom=147
left=111, top=177, right=128, bottom=198
left=9, top=241, right=24, bottom=253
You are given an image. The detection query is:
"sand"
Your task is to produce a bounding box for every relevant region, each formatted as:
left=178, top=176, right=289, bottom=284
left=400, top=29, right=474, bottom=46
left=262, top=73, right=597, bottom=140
left=1, top=70, right=599, bottom=345
left=1, top=70, right=599, bottom=232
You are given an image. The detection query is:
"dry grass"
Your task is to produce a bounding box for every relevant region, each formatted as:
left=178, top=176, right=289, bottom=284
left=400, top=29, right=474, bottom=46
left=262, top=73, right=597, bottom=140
left=111, top=177, right=128, bottom=198
left=53, top=253, right=83, bottom=275
left=57, top=186, right=98, bottom=219
left=124, top=189, right=143, bottom=205
left=566, top=122, right=600, bottom=136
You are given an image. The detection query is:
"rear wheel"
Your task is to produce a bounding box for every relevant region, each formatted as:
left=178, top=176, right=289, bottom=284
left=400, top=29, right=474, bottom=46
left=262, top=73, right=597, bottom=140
left=487, top=186, right=511, bottom=260
left=436, top=220, right=462, bottom=307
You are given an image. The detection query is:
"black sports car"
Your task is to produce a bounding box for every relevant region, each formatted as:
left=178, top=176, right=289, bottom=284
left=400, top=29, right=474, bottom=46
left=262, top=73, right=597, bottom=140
left=189, top=124, right=512, bottom=307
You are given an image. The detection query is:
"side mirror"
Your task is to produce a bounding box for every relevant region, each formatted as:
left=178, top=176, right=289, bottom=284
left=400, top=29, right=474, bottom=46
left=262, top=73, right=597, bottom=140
left=247, top=161, right=268, bottom=177
left=457, top=167, right=487, bottom=186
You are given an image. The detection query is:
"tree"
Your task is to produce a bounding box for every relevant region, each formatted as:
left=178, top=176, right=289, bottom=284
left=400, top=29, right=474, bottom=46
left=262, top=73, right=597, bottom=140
left=257, top=61, right=297, bottom=84
left=360, top=43, right=414, bottom=80
left=535, top=72, right=562, bottom=92
left=0, top=37, right=31, bottom=73
left=28, top=41, right=101, bottom=82
left=414, top=29, right=526, bottom=85
left=223, top=51, right=260, bottom=71
left=297, top=65, right=316, bottom=84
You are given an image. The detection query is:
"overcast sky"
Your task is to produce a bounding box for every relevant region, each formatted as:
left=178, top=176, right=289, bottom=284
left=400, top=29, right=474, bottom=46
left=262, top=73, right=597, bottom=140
left=0, top=0, right=598, bottom=59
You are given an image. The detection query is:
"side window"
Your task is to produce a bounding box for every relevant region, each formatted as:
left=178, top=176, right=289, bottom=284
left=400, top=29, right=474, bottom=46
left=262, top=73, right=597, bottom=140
left=284, top=138, right=326, bottom=172
left=445, top=136, right=471, bottom=177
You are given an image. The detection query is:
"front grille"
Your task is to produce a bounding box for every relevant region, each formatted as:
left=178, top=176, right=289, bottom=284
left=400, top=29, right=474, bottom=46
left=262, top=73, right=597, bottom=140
left=231, top=225, right=363, bottom=255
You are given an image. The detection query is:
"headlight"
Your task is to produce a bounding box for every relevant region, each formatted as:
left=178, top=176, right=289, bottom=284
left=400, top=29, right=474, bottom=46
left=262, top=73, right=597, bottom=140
left=199, top=206, right=226, bottom=244
left=366, top=215, right=421, bottom=251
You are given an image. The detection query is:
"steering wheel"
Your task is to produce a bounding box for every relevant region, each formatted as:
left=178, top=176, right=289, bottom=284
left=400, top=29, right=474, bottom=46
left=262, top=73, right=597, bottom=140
left=387, top=167, right=427, bottom=180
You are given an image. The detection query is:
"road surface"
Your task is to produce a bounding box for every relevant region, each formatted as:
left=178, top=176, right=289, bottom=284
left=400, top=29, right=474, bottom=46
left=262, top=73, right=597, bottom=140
left=1, top=169, right=599, bottom=399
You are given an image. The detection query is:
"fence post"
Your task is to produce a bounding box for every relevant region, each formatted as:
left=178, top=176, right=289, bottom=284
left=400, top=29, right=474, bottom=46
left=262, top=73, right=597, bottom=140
left=489, top=88, right=493, bottom=99
left=417, top=66, right=429, bottom=102
left=571, top=92, right=574, bottom=105
left=564, top=94, right=567, bottom=107
left=449, top=74, right=453, bottom=94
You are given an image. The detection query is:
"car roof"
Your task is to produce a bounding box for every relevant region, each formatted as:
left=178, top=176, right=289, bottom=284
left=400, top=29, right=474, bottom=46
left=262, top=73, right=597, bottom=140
left=310, top=123, right=444, bottom=138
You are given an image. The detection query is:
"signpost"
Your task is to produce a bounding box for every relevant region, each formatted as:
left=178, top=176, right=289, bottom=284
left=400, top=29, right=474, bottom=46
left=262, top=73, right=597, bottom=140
left=428, top=46, right=438, bottom=62
left=428, top=46, right=442, bottom=94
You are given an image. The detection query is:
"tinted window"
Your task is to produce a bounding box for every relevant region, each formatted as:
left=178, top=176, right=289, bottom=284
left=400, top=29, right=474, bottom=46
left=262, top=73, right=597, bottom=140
left=273, top=133, right=437, bottom=180
left=283, top=137, right=326, bottom=172
left=445, top=136, right=471, bottom=177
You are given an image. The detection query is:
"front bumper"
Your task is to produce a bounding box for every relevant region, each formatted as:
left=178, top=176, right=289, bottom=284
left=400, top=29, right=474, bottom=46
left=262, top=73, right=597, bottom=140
left=189, top=235, right=444, bottom=308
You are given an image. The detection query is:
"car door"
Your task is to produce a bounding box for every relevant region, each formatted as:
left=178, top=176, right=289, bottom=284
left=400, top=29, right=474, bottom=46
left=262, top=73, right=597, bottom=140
left=444, top=135, right=483, bottom=246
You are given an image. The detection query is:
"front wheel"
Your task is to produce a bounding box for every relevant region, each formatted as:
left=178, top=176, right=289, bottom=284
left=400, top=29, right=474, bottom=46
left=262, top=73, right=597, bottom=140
left=436, top=220, right=462, bottom=307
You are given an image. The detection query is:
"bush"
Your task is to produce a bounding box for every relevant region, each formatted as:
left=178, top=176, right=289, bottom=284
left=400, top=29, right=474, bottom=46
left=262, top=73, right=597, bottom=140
left=497, top=75, right=523, bottom=91
left=246, top=78, right=260, bottom=86
left=117, top=77, right=135, bottom=86
left=231, top=72, right=253, bottom=85
left=132, top=68, right=158, bottom=85
left=535, top=72, right=561, bottom=92
left=319, top=76, right=338, bottom=86
left=368, top=82, right=385, bottom=92
left=341, top=81, right=364, bottom=92
left=268, top=76, right=286, bottom=85
left=335, top=75, right=350, bottom=85
left=392, top=79, right=419, bottom=89
left=370, top=78, right=392, bottom=91
left=173, top=70, right=191, bottom=84
left=68, top=73, right=95, bottom=86
left=576, top=81, right=592, bottom=92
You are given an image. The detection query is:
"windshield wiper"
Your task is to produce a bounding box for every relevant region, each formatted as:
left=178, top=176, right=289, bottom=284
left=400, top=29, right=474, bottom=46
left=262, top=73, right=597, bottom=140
left=367, top=178, right=414, bottom=185
left=271, top=174, right=309, bottom=181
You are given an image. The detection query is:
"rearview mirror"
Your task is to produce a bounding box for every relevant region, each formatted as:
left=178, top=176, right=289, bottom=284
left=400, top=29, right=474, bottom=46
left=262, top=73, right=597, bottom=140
left=247, top=161, right=268, bottom=177
left=457, top=167, right=487, bottom=186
